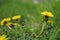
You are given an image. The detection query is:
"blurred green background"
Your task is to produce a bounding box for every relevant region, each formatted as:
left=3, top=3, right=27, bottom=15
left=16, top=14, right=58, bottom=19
left=0, top=0, right=60, bottom=26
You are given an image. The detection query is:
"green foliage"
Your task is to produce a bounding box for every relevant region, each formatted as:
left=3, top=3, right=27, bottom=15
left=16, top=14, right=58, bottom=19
left=0, top=0, right=60, bottom=40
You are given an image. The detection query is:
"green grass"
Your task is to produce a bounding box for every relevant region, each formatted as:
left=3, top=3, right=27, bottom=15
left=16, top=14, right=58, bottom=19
left=0, top=0, right=60, bottom=40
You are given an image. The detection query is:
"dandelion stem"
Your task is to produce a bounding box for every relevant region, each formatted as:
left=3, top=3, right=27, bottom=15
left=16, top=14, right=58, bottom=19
left=39, top=22, right=46, bottom=36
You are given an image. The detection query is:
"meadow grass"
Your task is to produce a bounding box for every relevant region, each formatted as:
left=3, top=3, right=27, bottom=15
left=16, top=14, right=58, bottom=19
left=0, top=0, right=60, bottom=40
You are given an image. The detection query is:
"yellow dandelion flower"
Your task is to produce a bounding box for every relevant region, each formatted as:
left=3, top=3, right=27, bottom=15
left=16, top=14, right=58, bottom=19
left=41, top=11, right=54, bottom=17
left=5, top=18, right=11, bottom=21
left=47, top=20, right=53, bottom=24
left=12, top=15, right=21, bottom=21
left=6, top=22, right=14, bottom=29
left=0, top=19, right=6, bottom=25
left=1, top=18, right=11, bottom=26
left=0, top=34, right=8, bottom=40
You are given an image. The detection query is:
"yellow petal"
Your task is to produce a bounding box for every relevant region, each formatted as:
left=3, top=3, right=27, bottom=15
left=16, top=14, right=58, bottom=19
left=41, top=11, right=54, bottom=17
left=12, top=15, right=21, bottom=20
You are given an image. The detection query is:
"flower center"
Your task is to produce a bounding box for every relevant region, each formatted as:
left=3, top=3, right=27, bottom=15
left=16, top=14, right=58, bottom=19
left=9, top=24, right=14, bottom=28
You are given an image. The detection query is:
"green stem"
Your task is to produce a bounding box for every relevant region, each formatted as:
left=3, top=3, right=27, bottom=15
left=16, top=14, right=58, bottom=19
left=39, top=22, right=46, bottom=36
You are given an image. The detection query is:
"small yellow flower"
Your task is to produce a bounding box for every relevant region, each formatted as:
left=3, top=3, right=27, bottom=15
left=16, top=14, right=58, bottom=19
left=0, top=34, right=8, bottom=40
left=41, top=11, right=54, bottom=17
left=6, top=22, right=14, bottom=29
left=12, top=15, right=21, bottom=21
left=6, top=18, right=11, bottom=21
left=47, top=20, right=53, bottom=24
left=1, top=18, right=11, bottom=26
